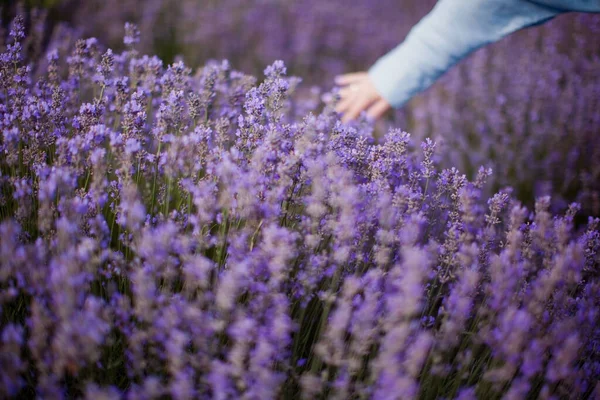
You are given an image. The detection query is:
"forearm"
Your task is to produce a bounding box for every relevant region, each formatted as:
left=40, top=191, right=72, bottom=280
left=368, top=0, right=563, bottom=108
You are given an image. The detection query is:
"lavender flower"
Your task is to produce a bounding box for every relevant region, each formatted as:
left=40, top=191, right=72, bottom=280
left=0, top=15, right=598, bottom=400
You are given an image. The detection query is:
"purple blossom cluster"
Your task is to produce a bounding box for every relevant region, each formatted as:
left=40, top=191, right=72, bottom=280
left=20, top=0, right=600, bottom=214
left=1, top=17, right=600, bottom=399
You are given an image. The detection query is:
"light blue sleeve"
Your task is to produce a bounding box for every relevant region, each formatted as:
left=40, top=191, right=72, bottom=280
left=367, top=0, right=565, bottom=108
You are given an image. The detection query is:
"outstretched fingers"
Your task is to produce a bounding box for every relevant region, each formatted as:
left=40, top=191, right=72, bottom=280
left=334, top=71, right=390, bottom=122
left=341, top=94, right=376, bottom=123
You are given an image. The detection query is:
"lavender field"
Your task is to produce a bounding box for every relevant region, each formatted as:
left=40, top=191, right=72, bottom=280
left=1, top=2, right=600, bottom=399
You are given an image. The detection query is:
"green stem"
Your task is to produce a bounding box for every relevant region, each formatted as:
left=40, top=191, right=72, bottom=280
left=164, top=177, right=172, bottom=217
left=309, top=265, right=344, bottom=374
left=217, top=210, right=230, bottom=269
left=249, top=219, right=264, bottom=251
left=150, top=142, right=162, bottom=214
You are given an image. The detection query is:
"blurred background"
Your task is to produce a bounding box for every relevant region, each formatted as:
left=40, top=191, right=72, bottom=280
left=2, top=0, right=600, bottom=215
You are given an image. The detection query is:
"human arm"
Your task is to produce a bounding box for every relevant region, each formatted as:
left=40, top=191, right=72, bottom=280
left=336, top=0, right=565, bottom=121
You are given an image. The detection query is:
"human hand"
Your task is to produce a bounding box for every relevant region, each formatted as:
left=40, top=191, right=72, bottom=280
left=334, top=72, right=391, bottom=123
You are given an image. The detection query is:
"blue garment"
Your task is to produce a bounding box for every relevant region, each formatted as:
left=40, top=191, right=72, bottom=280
left=368, top=0, right=600, bottom=108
